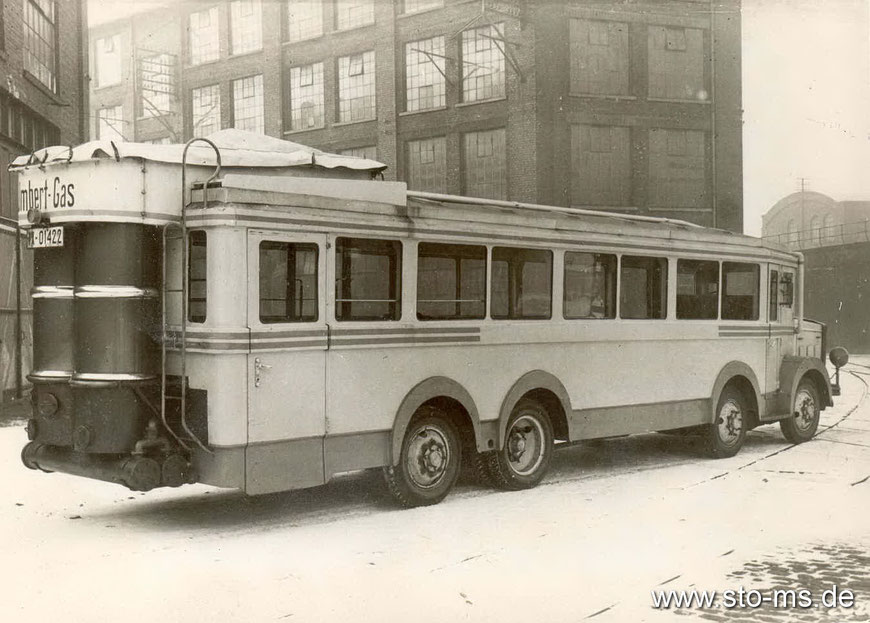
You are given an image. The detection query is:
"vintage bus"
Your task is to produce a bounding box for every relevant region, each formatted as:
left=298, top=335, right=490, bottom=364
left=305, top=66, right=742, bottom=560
left=15, top=133, right=842, bottom=507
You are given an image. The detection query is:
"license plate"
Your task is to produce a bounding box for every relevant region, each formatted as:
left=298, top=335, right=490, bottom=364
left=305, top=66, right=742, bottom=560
left=27, top=226, right=64, bottom=249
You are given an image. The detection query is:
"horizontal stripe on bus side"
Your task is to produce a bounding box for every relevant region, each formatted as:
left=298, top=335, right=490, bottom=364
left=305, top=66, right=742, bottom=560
left=330, top=326, right=480, bottom=336
left=329, top=335, right=481, bottom=347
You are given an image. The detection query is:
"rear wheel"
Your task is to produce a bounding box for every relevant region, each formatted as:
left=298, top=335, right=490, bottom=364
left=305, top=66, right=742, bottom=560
left=780, top=378, right=820, bottom=444
left=706, top=386, right=747, bottom=458
left=384, top=406, right=461, bottom=508
left=485, top=399, right=554, bottom=490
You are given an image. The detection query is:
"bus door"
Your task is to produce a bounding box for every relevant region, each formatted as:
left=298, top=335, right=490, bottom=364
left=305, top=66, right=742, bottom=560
left=766, top=264, right=796, bottom=397
left=246, top=230, right=328, bottom=491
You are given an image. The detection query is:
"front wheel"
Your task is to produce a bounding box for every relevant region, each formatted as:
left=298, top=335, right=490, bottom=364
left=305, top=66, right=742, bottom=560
left=384, top=407, right=461, bottom=508
left=706, top=386, right=747, bottom=458
left=780, top=379, right=821, bottom=444
left=485, top=399, right=554, bottom=490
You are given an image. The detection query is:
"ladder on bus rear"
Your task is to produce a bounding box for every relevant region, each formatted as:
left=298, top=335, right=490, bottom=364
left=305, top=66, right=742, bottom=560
left=160, top=138, right=221, bottom=454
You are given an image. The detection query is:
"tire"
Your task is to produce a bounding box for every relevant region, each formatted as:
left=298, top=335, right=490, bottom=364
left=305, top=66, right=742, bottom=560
left=706, top=385, right=748, bottom=458
left=485, top=398, right=554, bottom=490
left=384, top=406, right=461, bottom=508
left=780, top=378, right=821, bottom=444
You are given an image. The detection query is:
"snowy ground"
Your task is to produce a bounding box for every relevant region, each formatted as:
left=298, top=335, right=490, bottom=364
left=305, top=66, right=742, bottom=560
left=2, top=364, right=869, bottom=623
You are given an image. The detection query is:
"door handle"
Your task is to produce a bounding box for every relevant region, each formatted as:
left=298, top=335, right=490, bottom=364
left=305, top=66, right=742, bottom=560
left=254, top=357, right=272, bottom=387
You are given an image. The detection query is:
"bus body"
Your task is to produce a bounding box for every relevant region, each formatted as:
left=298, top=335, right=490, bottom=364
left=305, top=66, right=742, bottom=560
left=15, top=135, right=836, bottom=506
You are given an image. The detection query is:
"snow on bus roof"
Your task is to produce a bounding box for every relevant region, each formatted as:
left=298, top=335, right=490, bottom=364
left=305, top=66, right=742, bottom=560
left=9, top=129, right=387, bottom=173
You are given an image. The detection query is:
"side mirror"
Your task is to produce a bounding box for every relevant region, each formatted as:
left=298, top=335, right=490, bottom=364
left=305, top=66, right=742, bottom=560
left=829, top=346, right=850, bottom=396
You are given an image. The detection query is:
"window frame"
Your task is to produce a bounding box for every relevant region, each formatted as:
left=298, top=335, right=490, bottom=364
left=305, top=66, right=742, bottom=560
left=721, top=262, right=760, bottom=322
left=675, top=258, right=720, bottom=320
left=258, top=240, right=319, bottom=324
left=490, top=246, right=553, bottom=321
left=619, top=255, right=669, bottom=320
left=334, top=236, right=403, bottom=322
left=563, top=251, right=617, bottom=320
left=188, top=230, right=207, bottom=323
left=416, top=242, right=487, bottom=321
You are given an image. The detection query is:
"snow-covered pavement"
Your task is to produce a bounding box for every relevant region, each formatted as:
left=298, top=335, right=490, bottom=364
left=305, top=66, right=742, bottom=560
left=2, top=364, right=869, bottom=623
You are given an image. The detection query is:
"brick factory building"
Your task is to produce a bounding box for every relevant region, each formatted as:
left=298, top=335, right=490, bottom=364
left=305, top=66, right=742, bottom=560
left=1, top=0, right=89, bottom=400
left=90, top=0, right=743, bottom=232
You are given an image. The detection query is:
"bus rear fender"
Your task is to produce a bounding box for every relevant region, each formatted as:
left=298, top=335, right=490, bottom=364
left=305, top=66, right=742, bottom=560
left=710, top=363, right=762, bottom=426
left=390, top=377, right=484, bottom=466
left=498, top=371, right=572, bottom=448
left=777, top=356, right=833, bottom=416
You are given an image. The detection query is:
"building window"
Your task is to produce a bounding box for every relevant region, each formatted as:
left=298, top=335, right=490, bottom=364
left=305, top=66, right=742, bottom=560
left=95, top=34, right=122, bottom=88
left=232, top=74, right=264, bottom=133
left=339, top=145, right=377, bottom=160
left=189, top=231, right=207, bottom=322
left=407, top=137, right=447, bottom=193
left=97, top=105, right=125, bottom=142
left=417, top=243, right=486, bottom=320
left=289, top=62, right=325, bottom=130
left=722, top=263, right=759, bottom=321
left=192, top=84, right=221, bottom=136
left=335, top=237, right=402, bottom=321
left=463, top=128, right=506, bottom=200
left=620, top=256, right=667, bottom=319
left=230, top=0, right=263, bottom=55
left=23, top=0, right=57, bottom=92
left=286, top=1, right=323, bottom=42
left=570, top=124, right=631, bottom=207
left=338, top=51, right=376, bottom=123
left=676, top=259, right=719, bottom=320
left=189, top=6, right=220, bottom=66
left=461, top=23, right=505, bottom=102
left=335, top=0, right=374, bottom=30
left=822, top=213, right=836, bottom=244
left=405, top=36, right=446, bottom=112
left=404, top=0, right=442, bottom=13
left=564, top=252, right=617, bottom=319
left=259, top=241, right=319, bottom=323
left=569, top=19, right=629, bottom=96
left=648, top=25, right=705, bottom=101
left=648, top=129, right=707, bottom=208
left=492, top=247, right=552, bottom=320
left=139, top=54, right=174, bottom=118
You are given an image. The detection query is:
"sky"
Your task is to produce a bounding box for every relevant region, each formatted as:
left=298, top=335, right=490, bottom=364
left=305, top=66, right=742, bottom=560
left=87, top=0, right=870, bottom=236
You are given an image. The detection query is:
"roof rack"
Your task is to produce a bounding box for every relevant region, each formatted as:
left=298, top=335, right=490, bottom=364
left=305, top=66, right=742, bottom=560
left=407, top=191, right=708, bottom=230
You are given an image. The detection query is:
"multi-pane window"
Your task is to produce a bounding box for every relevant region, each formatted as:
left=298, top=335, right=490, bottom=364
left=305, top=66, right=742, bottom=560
left=139, top=54, right=174, bottom=118
left=97, top=106, right=125, bottom=142
left=405, top=36, right=446, bottom=111
left=491, top=247, right=552, bottom=320
left=461, top=23, right=506, bottom=102
left=722, top=262, right=759, bottom=321
left=676, top=259, right=719, bottom=320
left=463, top=128, right=506, bottom=200
left=23, top=0, right=57, bottom=91
left=570, top=124, right=631, bottom=207
left=259, top=241, right=318, bottom=323
left=569, top=19, right=629, bottom=96
left=289, top=62, right=325, bottom=130
left=648, top=129, right=707, bottom=208
left=620, top=256, right=667, bottom=319
left=286, top=1, right=323, bottom=42
left=232, top=74, right=265, bottom=133
left=404, top=0, right=443, bottom=13
left=231, top=0, right=263, bottom=55
left=192, top=84, right=221, bottom=136
left=189, top=6, right=219, bottom=66
left=335, top=237, right=402, bottom=321
left=95, top=34, right=122, bottom=88
left=648, top=26, right=705, bottom=100
left=339, top=146, right=378, bottom=160
left=564, top=252, right=617, bottom=319
left=189, top=231, right=207, bottom=323
left=417, top=243, right=486, bottom=320
left=335, top=0, right=374, bottom=30
left=338, top=51, right=376, bottom=123
left=407, top=137, right=447, bottom=193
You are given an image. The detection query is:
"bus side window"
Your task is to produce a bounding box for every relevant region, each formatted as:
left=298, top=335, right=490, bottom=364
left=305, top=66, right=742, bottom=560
left=259, top=241, right=318, bottom=323
left=676, top=259, right=719, bottom=320
left=620, top=256, right=667, bottom=319
left=335, top=237, right=402, bottom=321
left=188, top=230, right=207, bottom=323
left=564, top=252, right=616, bottom=319
left=417, top=243, right=486, bottom=320
left=491, top=247, right=552, bottom=320
left=722, top=262, right=760, bottom=321
left=769, top=270, right=779, bottom=322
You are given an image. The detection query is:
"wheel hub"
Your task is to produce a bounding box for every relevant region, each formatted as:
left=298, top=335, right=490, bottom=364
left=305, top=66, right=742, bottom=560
left=717, top=400, right=743, bottom=444
left=418, top=439, right=445, bottom=475
left=508, top=431, right=527, bottom=462
left=794, top=390, right=816, bottom=430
